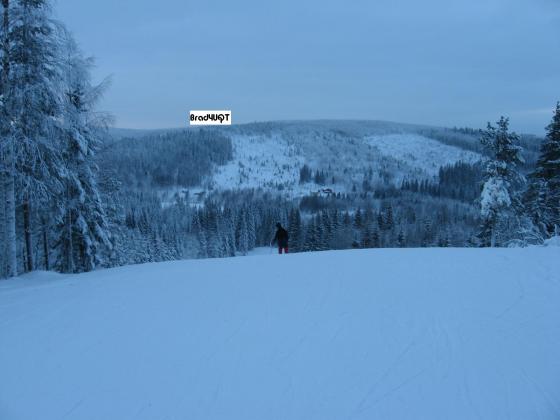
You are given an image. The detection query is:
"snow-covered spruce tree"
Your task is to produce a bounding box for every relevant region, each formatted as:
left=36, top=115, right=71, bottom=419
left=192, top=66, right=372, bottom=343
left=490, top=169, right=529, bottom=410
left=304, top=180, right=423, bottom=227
left=524, top=177, right=548, bottom=237
left=303, top=218, right=318, bottom=251
left=478, top=117, right=533, bottom=247
left=1, top=0, right=66, bottom=275
left=191, top=212, right=207, bottom=259
left=96, top=169, right=128, bottom=266
left=221, top=207, right=236, bottom=257
left=362, top=223, right=373, bottom=248
left=236, top=208, right=249, bottom=256
left=0, top=0, right=17, bottom=277
left=321, top=210, right=333, bottom=250
left=315, top=214, right=328, bottom=251
left=54, top=35, right=112, bottom=273
left=525, top=103, right=560, bottom=237
left=246, top=205, right=257, bottom=250
left=199, top=205, right=222, bottom=258
left=397, top=227, right=406, bottom=248
left=287, top=208, right=302, bottom=252
left=421, top=218, right=433, bottom=247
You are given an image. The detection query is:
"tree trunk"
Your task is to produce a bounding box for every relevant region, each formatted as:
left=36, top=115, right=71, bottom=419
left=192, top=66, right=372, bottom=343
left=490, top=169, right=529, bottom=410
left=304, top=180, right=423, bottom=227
left=22, top=198, right=33, bottom=271
left=65, top=207, right=74, bottom=273
left=42, top=217, right=49, bottom=270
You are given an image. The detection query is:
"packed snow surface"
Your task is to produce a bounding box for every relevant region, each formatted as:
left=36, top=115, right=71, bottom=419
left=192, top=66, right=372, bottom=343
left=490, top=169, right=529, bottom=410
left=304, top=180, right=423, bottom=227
left=1, top=247, right=559, bottom=420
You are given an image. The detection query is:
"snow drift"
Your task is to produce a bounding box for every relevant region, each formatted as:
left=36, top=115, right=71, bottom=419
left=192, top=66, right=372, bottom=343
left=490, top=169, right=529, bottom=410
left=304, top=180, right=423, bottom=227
left=1, top=247, right=559, bottom=420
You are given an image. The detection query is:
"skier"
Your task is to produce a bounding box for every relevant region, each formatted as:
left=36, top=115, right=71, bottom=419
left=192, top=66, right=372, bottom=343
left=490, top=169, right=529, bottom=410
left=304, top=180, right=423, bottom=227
left=272, top=222, right=289, bottom=254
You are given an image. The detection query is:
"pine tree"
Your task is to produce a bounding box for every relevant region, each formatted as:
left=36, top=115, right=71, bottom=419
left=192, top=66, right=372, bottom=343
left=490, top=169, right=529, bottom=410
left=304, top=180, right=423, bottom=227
left=220, top=207, right=236, bottom=257
left=385, top=205, right=394, bottom=231
left=330, top=209, right=341, bottom=248
left=314, top=214, right=327, bottom=251
left=192, top=212, right=207, bottom=259
left=97, top=170, right=127, bottom=267
left=206, top=206, right=221, bottom=258
left=353, top=208, right=363, bottom=229
left=236, top=208, right=249, bottom=255
left=246, top=205, right=256, bottom=250
left=524, top=179, right=548, bottom=236
left=55, top=36, right=112, bottom=272
left=422, top=219, right=433, bottom=247
left=14, top=0, right=71, bottom=271
left=299, top=164, right=312, bottom=183
left=526, top=103, right=560, bottom=236
left=304, top=218, right=318, bottom=251
left=287, top=208, right=302, bottom=252
left=478, top=117, right=528, bottom=247
left=371, top=228, right=380, bottom=248
left=377, top=211, right=384, bottom=230
left=397, top=228, right=406, bottom=247
left=321, top=210, right=333, bottom=249
left=0, top=0, right=17, bottom=277
left=362, top=224, right=372, bottom=248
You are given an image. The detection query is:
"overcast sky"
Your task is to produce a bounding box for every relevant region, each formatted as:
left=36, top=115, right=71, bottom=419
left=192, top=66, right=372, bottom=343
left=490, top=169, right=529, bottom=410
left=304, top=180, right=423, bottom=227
left=55, top=0, right=560, bottom=134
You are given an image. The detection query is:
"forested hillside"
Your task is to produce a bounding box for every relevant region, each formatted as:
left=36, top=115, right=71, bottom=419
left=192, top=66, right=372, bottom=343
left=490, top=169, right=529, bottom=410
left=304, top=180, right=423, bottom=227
left=82, top=116, right=554, bottom=267
left=99, top=130, right=233, bottom=189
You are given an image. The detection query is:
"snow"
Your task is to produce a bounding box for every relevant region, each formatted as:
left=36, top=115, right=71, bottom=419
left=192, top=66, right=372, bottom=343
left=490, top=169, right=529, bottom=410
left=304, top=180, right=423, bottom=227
left=212, top=134, right=304, bottom=195
left=544, top=236, right=560, bottom=247
left=1, top=247, right=559, bottom=420
left=203, top=128, right=483, bottom=198
left=480, top=177, right=511, bottom=217
left=365, top=134, right=481, bottom=176
left=247, top=246, right=276, bottom=256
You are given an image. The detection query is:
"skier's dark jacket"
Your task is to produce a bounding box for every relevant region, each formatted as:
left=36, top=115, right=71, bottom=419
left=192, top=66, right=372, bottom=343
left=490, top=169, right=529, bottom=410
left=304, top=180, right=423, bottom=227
left=274, top=226, right=289, bottom=247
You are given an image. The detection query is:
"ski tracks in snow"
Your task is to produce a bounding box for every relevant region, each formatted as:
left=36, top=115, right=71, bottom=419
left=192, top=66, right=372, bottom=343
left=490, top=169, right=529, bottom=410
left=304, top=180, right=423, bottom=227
left=349, top=334, right=424, bottom=419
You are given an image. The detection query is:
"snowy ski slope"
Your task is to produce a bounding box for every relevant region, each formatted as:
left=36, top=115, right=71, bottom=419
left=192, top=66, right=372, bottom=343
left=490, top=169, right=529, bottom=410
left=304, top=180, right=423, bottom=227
left=1, top=247, right=559, bottom=420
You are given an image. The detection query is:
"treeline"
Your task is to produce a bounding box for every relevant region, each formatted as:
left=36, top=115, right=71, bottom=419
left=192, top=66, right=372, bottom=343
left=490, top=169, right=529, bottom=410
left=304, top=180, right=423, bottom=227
left=99, top=130, right=233, bottom=189
left=401, top=162, right=483, bottom=202
left=96, top=187, right=479, bottom=264
left=184, top=185, right=479, bottom=256
left=94, top=188, right=296, bottom=263
left=291, top=201, right=477, bottom=251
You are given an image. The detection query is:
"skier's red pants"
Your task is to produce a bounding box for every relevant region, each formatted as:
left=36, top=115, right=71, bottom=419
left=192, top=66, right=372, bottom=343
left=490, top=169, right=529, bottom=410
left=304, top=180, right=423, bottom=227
left=278, top=246, right=288, bottom=254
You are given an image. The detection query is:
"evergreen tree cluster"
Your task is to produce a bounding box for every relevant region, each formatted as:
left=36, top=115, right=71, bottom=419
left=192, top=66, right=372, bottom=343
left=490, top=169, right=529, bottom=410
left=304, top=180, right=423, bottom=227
left=477, top=111, right=560, bottom=247
left=299, top=164, right=330, bottom=185
left=401, top=162, right=482, bottom=202
left=108, top=191, right=294, bottom=263
left=1, top=0, right=112, bottom=276
left=100, top=129, right=233, bottom=189
left=292, top=198, right=475, bottom=251
left=524, top=103, right=560, bottom=237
